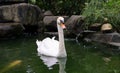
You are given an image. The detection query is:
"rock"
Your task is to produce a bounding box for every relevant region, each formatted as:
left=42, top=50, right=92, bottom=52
left=88, top=23, right=102, bottom=31
left=43, top=16, right=69, bottom=32
left=0, top=23, right=24, bottom=37
left=84, top=32, right=120, bottom=47
left=0, top=3, right=44, bottom=36
left=101, top=23, right=113, bottom=33
left=65, top=15, right=85, bottom=35
left=44, top=10, right=53, bottom=16
left=23, top=22, right=44, bottom=34
left=37, top=21, right=44, bottom=33
left=0, top=3, right=43, bottom=25
left=0, top=5, right=13, bottom=22
left=103, top=57, right=111, bottom=63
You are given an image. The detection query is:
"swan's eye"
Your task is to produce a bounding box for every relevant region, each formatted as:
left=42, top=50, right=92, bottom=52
left=60, top=20, right=64, bottom=24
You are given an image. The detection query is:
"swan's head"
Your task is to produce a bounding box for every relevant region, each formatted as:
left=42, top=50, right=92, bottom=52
left=57, top=17, right=66, bottom=29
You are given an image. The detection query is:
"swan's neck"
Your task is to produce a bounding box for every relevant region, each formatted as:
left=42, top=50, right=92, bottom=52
left=57, top=24, right=67, bottom=57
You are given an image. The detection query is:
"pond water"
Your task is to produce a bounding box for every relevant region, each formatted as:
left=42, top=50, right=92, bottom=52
left=0, top=35, right=120, bottom=73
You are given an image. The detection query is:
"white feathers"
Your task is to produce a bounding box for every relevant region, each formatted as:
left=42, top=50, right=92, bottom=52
left=36, top=17, right=67, bottom=57
left=36, top=37, right=59, bottom=57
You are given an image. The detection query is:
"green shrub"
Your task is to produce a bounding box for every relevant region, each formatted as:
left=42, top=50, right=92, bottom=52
left=28, top=0, right=86, bottom=15
left=82, top=0, right=120, bottom=32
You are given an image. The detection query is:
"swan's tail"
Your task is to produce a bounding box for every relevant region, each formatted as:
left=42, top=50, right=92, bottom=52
left=36, top=39, right=41, bottom=48
left=52, top=36, right=56, bottom=40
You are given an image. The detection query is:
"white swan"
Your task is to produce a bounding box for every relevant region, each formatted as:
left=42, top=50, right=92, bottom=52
left=36, top=17, right=67, bottom=57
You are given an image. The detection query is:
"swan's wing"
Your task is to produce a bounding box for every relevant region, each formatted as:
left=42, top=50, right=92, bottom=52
left=38, top=37, right=59, bottom=56
left=51, top=37, right=59, bottom=50
left=42, top=37, right=59, bottom=50
left=36, top=39, right=42, bottom=48
left=52, top=36, right=55, bottom=40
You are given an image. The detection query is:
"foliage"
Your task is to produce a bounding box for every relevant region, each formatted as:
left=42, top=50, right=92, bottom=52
left=82, top=0, right=120, bottom=31
left=82, top=0, right=106, bottom=29
left=28, top=0, right=87, bottom=15
left=103, top=0, right=120, bottom=32
left=28, top=0, right=36, bottom=4
left=28, top=0, right=120, bottom=31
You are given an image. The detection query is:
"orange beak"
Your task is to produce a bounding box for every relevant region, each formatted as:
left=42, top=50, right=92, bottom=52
left=60, top=23, right=66, bottom=29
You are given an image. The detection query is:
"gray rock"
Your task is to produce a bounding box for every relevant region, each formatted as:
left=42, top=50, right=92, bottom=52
left=0, top=3, right=43, bottom=25
left=65, top=15, right=85, bottom=35
left=0, top=23, right=24, bottom=37
left=44, top=10, right=53, bottom=16
left=43, top=16, right=69, bottom=32
left=88, top=23, right=102, bottom=31
left=85, top=32, right=120, bottom=47
left=0, top=5, right=13, bottom=22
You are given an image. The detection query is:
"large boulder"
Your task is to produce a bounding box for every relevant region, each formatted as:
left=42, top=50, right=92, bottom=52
left=0, top=3, right=43, bottom=25
left=44, top=10, right=53, bottom=16
left=0, top=1, right=44, bottom=37
left=88, top=23, right=102, bottom=31
left=0, top=23, right=24, bottom=37
left=43, top=16, right=69, bottom=32
left=84, top=32, right=120, bottom=47
left=65, top=15, right=85, bottom=35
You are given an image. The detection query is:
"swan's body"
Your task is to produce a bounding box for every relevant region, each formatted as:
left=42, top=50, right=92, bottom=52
left=36, top=17, right=67, bottom=57
left=36, top=37, right=59, bottom=57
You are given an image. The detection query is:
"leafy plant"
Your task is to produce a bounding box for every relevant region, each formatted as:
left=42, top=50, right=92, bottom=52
left=82, top=0, right=120, bottom=32
left=28, top=0, right=87, bottom=15
left=82, top=0, right=106, bottom=29
left=28, top=0, right=36, bottom=4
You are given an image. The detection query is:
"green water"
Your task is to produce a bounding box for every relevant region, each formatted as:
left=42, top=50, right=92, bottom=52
left=0, top=36, right=120, bottom=73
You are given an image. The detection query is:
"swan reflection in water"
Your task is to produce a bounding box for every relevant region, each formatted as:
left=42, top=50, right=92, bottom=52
left=38, top=53, right=67, bottom=73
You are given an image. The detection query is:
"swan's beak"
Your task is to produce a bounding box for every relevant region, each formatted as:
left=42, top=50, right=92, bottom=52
left=60, top=23, right=66, bottom=29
